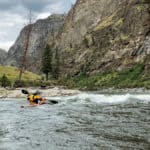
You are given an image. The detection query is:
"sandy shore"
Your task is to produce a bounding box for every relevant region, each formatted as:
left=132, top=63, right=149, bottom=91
left=0, top=87, right=81, bottom=98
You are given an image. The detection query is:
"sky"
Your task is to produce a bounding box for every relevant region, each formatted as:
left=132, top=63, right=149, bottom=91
left=0, top=0, right=76, bottom=51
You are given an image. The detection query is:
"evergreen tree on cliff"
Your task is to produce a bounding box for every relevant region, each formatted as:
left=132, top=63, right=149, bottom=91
left=41, top=44, right=52, bottom=80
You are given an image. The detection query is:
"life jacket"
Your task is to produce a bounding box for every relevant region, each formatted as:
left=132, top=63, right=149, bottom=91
left=27, top=94, right=41, bottom=104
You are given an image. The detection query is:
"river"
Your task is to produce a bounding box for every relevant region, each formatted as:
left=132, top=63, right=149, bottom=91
left=0, top=92, right=150, bottom=150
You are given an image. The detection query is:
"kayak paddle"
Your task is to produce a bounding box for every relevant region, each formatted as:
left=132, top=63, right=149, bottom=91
left=21, top=89, right=29, bottom=94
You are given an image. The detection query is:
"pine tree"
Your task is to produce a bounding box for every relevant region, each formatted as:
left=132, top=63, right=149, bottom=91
left=41, top=44, right=52, bottom=80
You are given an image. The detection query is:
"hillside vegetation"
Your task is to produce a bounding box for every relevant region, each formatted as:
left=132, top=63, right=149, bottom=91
left=0, top=65, right=41, bottom=86
left=58, top=64, right=150, bottom=90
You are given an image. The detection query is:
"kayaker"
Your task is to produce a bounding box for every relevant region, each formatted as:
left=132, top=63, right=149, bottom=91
left=27, top=93, right=46, bottom=106
left=21, top=89, right=58, bottom=108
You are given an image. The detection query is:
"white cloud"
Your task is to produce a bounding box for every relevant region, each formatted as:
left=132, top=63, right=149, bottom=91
left=0, top=11, right=27, bottom=50
left=0, top=0, right=77, bottom=51
left=45, top=0, right=74, bottom=14
left=36, top=12, right=51, bottom=20
left=0, top=41, right=14, bottom=51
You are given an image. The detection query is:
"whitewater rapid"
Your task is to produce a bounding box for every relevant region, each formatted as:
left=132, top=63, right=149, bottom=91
left=46, top=93, right=150, bottom=104
left=0, top=92, right=150, bottom=150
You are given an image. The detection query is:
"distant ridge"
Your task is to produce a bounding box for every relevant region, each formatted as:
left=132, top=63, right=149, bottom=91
left=0, top=48, right=7, bottom=65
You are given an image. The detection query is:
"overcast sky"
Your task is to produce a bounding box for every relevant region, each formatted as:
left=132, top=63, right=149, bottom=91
left=0, top=0, right=76, bottom=51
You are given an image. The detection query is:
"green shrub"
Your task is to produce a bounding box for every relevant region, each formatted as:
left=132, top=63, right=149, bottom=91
left=0, top=74, right=11, bottom=87
left=60, top=63, right=149, bottom=90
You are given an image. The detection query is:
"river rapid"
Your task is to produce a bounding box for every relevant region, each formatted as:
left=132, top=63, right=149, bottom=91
left=0, top=92, right=150, bottom=150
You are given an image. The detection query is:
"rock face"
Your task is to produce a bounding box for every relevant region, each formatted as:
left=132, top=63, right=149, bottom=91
left=0, top=49, right=7, bottom=65
left=5, top=14, right=65, bottom=72
left=5, top=0, right=150, bottom=77
left=54, top=0, right=150, bottom=77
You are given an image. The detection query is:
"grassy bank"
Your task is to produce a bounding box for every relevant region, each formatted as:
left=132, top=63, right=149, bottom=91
left=0, top=65, right=41, bottom=87
left=57, top=64, right=150, bottom=90
left=1, top=64, right=149, bottom=90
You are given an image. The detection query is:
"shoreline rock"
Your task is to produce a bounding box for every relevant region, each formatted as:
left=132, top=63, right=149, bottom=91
left=0, top=87, right=81, bottom=98
left=0, top=87, right=150, bottom=99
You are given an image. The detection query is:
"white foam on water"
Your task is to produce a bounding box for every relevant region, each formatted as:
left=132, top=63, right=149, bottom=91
left=47, top=93, right=150, bottom=104
left=130, top=94, right=150, bottom=102
left=67, top=93, right=131, bottom=104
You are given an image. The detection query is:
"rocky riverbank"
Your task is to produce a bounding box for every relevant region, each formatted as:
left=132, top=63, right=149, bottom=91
left=0, top=87, right=81, bottom=98
left=0, top=87, right=150, bottom=99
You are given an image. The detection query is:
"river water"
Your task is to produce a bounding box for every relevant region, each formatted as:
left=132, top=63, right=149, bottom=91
left=0, top=92, right=150, bottom=150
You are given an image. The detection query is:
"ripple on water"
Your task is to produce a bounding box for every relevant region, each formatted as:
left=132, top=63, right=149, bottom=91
left=0, top=94, right=150, bottom=150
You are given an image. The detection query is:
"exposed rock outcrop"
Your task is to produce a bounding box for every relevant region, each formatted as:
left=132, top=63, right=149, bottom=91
left=5, top=14, right=65, bottom=72
left=5, top=0, right=150, bottom=77
left=54, top=0, right=150, bottom=77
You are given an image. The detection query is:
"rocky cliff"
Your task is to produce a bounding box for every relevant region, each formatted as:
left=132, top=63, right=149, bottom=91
left=5, top=14, right=65, bottom=72
left=0, top=49, right=7, bottom=65
left=54, top=0, right=150, bottom=77
left=5, top=0, right=150, bottom=78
